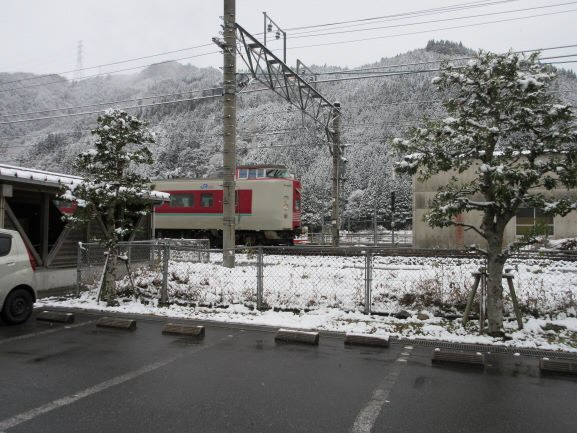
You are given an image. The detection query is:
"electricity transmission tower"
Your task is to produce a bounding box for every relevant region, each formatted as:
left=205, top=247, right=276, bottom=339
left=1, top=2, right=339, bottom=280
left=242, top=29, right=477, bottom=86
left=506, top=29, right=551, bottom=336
left=75, top=41, right=83, bottom=81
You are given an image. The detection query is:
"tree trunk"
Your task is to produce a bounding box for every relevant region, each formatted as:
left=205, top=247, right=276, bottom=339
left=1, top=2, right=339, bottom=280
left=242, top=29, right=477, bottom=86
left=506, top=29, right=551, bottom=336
left=103, top=203, right=119, bottom=307
left=486, top=239, right=506, bottom=336
left=103, top=247, right=119, bottom=306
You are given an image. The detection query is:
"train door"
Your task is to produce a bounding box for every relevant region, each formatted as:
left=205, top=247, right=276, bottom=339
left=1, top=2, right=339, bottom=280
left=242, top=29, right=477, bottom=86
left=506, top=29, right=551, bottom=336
left=293, top=181, right=302, bottom=230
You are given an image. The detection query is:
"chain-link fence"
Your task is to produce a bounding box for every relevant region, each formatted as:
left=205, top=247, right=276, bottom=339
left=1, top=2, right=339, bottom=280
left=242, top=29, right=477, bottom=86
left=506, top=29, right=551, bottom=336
left=307, top=231, right=412, bottom=246
left=77, top=242, right=577, bottom=317
left=77, top=239, right=210, bottom=297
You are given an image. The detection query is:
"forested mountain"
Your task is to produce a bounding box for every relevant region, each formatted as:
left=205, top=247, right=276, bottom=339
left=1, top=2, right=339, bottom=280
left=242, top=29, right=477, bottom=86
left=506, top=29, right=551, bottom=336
left=2, top=40, right=576, bottom=229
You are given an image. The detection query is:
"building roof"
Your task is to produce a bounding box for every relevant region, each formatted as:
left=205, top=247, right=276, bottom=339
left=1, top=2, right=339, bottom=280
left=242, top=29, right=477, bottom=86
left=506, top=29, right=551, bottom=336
left=0, top=164, right=83, bottom=189
left=0, top=164, right=169, bottom=201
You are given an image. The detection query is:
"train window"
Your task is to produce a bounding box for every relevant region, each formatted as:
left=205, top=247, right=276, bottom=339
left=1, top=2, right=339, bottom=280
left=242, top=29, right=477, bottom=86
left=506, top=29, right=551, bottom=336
left=200, top=193, right=214, bottom=208
left=238, top=169, right=248, bottom=179
left=295, top=199, right=301, bottom=211
left=248, top=169, right=257, bottom=179
left=266, top=168, right=288, bottom=178
left=170, top=194, right=194, bottom=207
left=257, top=168, right=266, bottom=178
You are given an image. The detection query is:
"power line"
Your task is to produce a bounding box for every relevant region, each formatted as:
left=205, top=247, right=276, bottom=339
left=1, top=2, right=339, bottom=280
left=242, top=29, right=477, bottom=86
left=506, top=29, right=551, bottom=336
left=1, top=2, right=507, bottom=89
left=312, top=44, right=577, bottom=76
left=0, top=43, right=215, bottom=87
left=0, top=2, right=563, bottom=93
left=284, top=0, right=518, bottom=31
left=2, top=51, right=576, bottom=126
left=3, top=45, right=574, bottom=121
left=288, top=1, right=519, bottom=36
left=0, top=51, right=220, bottom=94
left=286, top=8, right=577, bottom=52
left=2, top=70, right=575, bottom=127
left=0, top=86, right=223, bottom=119
left=288, top=2, right=577, bottom=39
left=0, top=94, right=221, bottom=126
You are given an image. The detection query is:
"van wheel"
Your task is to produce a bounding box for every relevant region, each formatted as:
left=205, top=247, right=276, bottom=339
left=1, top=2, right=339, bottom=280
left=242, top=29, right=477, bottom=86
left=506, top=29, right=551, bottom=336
left=1, top=288, right=33, bottom=325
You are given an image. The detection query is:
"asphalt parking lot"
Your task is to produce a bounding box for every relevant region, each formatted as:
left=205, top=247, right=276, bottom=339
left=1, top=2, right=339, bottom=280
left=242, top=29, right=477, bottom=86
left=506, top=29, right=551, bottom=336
left=1, top=310, right=576, bottom=433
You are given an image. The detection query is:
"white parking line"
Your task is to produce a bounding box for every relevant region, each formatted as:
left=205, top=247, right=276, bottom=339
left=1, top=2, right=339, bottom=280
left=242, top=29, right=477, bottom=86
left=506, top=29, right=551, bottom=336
left=0, top=320, right=97, bottom=346
left=0, top=333, right=235, bottom=432
left=350, top=347, right=413, bottom=433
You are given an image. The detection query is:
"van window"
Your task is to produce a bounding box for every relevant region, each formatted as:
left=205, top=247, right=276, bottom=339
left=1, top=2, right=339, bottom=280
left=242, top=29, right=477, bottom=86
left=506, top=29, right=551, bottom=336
left=0, top=234, right=12, bottom=257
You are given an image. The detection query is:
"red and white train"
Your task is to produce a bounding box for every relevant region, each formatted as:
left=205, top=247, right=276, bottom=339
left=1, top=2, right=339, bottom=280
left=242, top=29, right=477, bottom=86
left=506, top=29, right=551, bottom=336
left=153, top=165, right=302, bottom=245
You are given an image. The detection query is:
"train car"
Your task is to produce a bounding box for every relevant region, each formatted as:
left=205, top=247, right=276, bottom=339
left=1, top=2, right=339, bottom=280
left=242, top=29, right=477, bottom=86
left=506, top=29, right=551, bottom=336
left=153, top=165, right=301, bottom=246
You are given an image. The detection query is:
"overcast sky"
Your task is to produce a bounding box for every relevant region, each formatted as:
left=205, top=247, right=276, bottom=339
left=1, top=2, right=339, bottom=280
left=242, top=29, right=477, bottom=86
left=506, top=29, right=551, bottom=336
left=1, top=0, right=576, bottom=77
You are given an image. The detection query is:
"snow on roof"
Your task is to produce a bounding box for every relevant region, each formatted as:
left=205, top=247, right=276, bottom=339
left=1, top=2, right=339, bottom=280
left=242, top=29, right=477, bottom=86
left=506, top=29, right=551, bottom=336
left=0, top=163, right=83, bottom=188
left=0, top=164, right=169, bottom=201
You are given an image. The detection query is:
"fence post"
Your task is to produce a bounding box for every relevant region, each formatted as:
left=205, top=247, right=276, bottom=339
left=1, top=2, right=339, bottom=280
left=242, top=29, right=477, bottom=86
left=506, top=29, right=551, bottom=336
left=364, top=250, right=372, bottom=314
left=159, top=242, right=170, bottom=307
left=76, top=242, right=83, bottom=297
left=257, top=246, right=264, bottom=310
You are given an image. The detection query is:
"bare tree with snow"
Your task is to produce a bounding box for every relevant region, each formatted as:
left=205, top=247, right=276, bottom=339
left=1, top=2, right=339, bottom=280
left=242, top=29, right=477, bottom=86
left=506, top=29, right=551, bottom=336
left=72, top=109, right=154, bottom=306
left=393, top=50, right=577, bottom=336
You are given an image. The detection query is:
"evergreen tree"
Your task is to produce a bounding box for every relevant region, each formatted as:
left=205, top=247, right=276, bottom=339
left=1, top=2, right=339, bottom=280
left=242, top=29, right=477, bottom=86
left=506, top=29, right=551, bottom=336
left=71, top=109, right=154, bottom=305
left=393, top=51, right=577, bottom=335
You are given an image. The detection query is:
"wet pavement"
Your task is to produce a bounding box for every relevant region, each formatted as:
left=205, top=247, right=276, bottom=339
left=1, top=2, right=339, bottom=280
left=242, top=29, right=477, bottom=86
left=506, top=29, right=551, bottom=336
left=0, top=309, right=576, bottom=433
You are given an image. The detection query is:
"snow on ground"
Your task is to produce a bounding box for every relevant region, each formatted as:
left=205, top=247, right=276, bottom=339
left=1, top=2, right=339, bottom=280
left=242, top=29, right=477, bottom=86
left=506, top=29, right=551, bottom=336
left=40, top=250, right=577, bottom=353
left=38, top=291, right=577, bottom=353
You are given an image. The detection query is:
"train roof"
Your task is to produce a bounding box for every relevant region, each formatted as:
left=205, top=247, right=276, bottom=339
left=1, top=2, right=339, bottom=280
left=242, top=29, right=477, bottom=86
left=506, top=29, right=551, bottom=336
left=237, top=164, right=287, bottom=169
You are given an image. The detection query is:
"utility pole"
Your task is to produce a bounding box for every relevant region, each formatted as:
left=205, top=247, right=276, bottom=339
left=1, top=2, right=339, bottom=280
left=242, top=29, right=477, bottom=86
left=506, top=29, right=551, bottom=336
left=391, top=191, right=396, bottom=245
left=222, top=0, right=236, bottom=267
left=331, top=102, right=341, bottom=247
left=373, top=204, right=378, bottom=246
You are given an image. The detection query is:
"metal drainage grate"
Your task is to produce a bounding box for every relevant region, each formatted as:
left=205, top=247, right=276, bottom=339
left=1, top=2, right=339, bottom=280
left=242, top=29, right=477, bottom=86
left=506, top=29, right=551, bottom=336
left=432, top=348, right=485, bottom=368
left=540, top=358, right=577, bottom=375
left=36, top=310, right=75, bottom=324
left=96, top=317, right=136, bottom=331
left=392, top=337, right=577, bottom=360
left=275, top=328, right=319, bottom=345
left=162, top=323, right=205, bottom=338
left=345, top=333, right=389, bottom=348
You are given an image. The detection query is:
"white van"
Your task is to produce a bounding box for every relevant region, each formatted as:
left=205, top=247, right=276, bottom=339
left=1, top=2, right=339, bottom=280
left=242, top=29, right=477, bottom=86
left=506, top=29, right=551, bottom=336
left=0, top=228, right=37, bottom=325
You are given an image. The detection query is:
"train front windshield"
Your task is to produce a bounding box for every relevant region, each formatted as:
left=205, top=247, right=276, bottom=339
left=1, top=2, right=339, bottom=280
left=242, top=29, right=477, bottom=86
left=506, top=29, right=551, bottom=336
left=266, top=169, right=290, bottom=178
